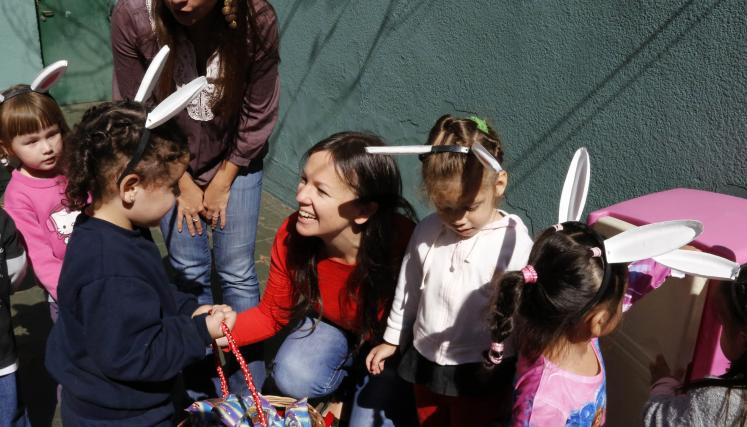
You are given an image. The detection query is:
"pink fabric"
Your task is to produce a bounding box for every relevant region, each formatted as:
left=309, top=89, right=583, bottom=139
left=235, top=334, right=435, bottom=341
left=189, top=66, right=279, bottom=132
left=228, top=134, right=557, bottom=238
left=3, top=170, right=79, bottom=300
left=623, top=259, right=672, bottom=312
left=512, top=339, right=606, bottom=427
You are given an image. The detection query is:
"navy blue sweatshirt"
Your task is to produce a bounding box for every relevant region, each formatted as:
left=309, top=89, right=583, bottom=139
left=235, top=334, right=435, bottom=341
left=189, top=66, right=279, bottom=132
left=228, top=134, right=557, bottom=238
left=45, top=215, right=212, bottom=424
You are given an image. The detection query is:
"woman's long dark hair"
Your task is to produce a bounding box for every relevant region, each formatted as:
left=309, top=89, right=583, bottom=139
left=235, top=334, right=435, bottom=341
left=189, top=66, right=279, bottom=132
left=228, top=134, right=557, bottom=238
left=683, top=266, right=747, bottom=425
left=286, top=132, right=416, bottom=341
left=487, top=222, right=627, bottom=362
left=153, top=0, right=278, bottom=120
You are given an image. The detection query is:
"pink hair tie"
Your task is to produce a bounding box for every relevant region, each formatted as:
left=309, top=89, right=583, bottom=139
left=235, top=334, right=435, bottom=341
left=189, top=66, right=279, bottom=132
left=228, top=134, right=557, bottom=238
left=488, top=342, right=504, bottom=365
left=590, top=247, right=602, bottom=258
left=521, top=265, right=538, bottom=284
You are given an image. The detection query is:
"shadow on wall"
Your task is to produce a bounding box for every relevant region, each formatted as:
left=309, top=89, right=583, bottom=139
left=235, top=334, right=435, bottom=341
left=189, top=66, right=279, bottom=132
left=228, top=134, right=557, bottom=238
left=270, top=0, right=430, bottom=151
left=508, top=0, right=725, bottom=191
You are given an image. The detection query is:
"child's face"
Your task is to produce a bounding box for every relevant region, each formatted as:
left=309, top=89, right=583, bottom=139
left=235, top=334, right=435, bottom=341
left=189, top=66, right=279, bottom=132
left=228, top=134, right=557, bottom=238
left=432, top=171, right=507, bottom=238
left=294, top=150, right=362, bottom=241
left=8, top=124, right=62, bottom=178
left=128, top=164, right=185, bottom=228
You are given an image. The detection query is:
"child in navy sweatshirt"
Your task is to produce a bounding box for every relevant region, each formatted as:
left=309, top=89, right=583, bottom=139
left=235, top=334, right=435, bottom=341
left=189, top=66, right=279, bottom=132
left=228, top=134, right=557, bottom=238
left=45, top=101, right=235, bottom=426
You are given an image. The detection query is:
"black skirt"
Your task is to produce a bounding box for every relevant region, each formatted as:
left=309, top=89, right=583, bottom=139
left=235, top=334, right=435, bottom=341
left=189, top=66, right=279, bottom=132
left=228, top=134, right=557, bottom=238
left=397, top=345, right=516, bottom=397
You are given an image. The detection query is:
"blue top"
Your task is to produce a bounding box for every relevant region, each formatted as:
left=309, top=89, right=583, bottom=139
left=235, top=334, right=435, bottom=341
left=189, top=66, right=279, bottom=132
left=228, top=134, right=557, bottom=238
left=45, top=215, right=211, bottom=424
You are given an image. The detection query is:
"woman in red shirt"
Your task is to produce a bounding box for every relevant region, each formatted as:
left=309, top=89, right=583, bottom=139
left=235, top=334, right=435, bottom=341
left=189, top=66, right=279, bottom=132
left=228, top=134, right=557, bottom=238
left=230, top=132, right=418, bottom=426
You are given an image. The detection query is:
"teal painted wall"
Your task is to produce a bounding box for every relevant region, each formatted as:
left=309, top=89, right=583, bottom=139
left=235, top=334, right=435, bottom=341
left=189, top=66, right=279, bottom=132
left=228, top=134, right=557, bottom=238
left=0, top=1, right=44, bottom=89
left=264, top=0, right=747, bottom=233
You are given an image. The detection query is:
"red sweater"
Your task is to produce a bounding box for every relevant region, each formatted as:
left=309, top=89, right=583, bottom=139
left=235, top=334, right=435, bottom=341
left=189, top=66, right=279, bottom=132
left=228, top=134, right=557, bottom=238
left=231, top=213, right=415, bottom=347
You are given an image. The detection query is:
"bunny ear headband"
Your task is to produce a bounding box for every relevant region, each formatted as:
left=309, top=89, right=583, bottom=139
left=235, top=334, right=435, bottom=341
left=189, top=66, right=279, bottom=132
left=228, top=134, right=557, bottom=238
left=556, top=146, right=739, bottom=281
left=0, top=60, right=68, bottom=104
left=118, top=46, right=206, bottom=183
left=364, top=116, right=503, bottom=173
left=541, top=147, right=703, bottom=315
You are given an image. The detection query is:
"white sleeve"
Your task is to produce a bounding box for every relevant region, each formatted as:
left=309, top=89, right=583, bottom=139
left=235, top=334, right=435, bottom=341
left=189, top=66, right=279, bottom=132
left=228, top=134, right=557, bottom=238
left=382, top=231, right=424, bottom=346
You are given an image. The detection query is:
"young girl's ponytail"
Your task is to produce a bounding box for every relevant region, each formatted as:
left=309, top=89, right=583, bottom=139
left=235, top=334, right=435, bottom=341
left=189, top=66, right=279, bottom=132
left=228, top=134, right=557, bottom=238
left=486, top=270, right=526, bottom=366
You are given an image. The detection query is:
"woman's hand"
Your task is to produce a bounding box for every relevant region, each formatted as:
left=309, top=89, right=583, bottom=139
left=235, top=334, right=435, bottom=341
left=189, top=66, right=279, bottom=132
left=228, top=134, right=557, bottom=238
left=203, top=179, right=231, bottom=230
left=177, top=173, right=205, bottom=236
left=365, top=342, right=398, bottom=375
left=203, top=161, right=239, bottom=230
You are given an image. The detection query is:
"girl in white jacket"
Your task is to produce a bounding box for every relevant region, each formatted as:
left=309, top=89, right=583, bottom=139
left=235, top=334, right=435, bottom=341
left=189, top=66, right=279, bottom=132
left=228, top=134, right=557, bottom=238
left=365, top=114, right=533, bottom=426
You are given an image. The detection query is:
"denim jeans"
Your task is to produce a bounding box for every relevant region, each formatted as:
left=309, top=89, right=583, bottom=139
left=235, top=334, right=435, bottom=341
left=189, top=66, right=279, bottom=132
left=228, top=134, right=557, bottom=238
left=160, top=169, right=263, bottom=313
left=272, top=318, right=417, bottom=427
left=160, top=169, right=265, bottom=396
left=0, top=372, right=29, bottom=427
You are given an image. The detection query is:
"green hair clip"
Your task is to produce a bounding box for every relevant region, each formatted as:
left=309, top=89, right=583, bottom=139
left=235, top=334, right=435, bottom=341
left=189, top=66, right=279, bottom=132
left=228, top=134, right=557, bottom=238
left=468, top=115, right=489, bottom=134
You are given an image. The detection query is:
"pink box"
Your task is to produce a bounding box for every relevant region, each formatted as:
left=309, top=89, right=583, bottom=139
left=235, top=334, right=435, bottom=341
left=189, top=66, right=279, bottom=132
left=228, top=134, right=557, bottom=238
left=588, top=188, right=747, bottom=380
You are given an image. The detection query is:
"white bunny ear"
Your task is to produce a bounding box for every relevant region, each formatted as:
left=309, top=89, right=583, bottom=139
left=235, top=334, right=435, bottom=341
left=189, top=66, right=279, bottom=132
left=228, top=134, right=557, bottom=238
left=654, top=250, right=741, bottom=281
left=30, top=60, right=68, bottom=93
left=471, top=142, right=503, bottom=173
left=365, top=146, right=433, bottom=154
left=145, top=76, right=207, bottom=129
left=603, top=220, right=703, bottom=263
left=134, top=46, right=170, bottom=103
left=558, top=147, right=590, bottom=223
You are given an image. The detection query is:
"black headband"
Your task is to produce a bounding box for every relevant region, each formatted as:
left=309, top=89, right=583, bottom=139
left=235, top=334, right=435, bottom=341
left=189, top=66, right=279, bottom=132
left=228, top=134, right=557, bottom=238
left=417, top=145, right=470, bottom=161
left=117, top=126, right=151, bottom=184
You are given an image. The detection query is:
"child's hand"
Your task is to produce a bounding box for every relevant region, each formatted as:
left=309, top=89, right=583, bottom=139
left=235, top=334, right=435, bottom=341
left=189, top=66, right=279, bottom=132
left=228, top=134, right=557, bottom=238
left=205, top=308, right=237, bottom=340
left=192, top=304, right=233, bottom=318
left=366, top=343, right=397, bottom=375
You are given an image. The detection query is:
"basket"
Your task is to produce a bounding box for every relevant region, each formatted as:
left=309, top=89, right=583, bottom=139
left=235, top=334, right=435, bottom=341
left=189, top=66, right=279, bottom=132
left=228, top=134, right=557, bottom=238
left=181, top=322, right=325, bottom=427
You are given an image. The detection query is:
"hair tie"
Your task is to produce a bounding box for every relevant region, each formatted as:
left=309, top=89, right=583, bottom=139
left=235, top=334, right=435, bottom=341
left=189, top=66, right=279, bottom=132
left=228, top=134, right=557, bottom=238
left=521, top=265, right=538, bottom=284
left=553, top=224, right=564, bottom=231
left=468, top=115, right=490, bottom=134
left=590, top=247, right=602, bottom=258
left=487, top=342, right=504, bottom=365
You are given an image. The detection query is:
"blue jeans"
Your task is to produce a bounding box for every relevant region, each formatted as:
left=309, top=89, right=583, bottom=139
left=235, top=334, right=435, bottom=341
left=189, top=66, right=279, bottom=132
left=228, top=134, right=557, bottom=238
left=0, top=372, right=29, bottom=427
left=272, top=318, right=417, bottom=427
left=160, top=169, right=265, bottom=396
left=160, top=169, right=263, bottom=313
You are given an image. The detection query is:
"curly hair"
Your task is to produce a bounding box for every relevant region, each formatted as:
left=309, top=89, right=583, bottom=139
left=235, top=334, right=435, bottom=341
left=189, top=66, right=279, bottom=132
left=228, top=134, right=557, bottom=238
left=62, top=100, right=189, bottom=211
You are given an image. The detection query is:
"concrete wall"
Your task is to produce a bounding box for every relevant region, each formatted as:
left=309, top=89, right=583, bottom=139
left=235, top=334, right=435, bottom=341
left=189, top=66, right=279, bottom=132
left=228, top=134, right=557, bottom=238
left=265, top=0, right=747, bottom=233
left=0, top=1, right=44, bottom=89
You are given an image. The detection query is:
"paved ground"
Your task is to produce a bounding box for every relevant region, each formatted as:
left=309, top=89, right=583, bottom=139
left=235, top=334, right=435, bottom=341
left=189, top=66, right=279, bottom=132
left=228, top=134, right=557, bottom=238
left=9, top=102, right=294, bottom=426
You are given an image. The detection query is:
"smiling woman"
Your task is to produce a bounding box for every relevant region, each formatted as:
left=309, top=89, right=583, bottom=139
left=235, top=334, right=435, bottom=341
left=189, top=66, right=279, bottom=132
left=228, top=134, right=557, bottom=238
left=228, top=132, right=419, bottom=426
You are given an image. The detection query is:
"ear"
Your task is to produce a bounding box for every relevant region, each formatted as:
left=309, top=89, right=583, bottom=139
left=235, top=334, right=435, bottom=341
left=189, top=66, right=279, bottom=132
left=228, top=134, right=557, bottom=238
left=587, top=308, right=612, bottom=338
left=352, top=201, right=379, bottom=225
left=493, top=170, right=508, bottom=199
left=119, top=174, right=141, bottom=205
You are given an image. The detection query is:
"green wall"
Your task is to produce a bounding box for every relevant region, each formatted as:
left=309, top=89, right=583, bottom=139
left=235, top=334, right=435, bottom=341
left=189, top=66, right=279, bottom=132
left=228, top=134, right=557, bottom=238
left=0, top=1, right=44, bottom=89
left=264, top=0, right=747, bottom=233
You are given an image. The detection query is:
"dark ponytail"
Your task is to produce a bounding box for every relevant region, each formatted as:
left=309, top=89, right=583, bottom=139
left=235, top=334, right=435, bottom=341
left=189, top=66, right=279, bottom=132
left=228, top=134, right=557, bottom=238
left=486, top=222, right=627, bottom=364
